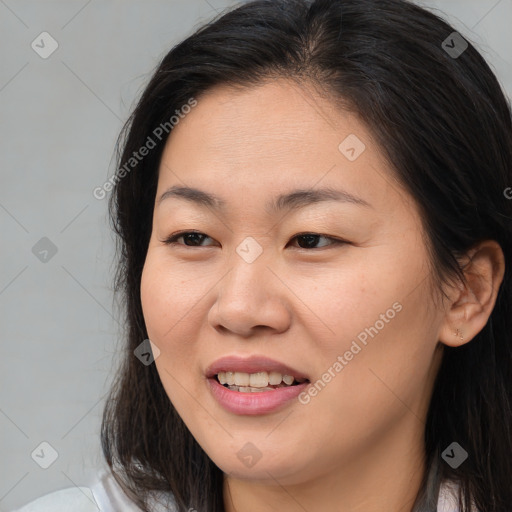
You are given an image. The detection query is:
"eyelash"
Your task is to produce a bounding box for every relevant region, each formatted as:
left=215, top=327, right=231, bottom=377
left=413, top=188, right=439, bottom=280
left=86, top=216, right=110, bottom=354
left=160, top=230, right=347, bottom=250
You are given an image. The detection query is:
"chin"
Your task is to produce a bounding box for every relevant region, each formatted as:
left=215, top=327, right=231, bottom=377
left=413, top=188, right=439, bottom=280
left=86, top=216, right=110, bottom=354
left=204, top=441, right=312, bottom=484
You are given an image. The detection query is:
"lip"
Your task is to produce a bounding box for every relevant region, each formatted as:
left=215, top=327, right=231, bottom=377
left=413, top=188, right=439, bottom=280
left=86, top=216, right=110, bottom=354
left=207, top=378, right=310, bottom=415
left=205, top=355, right=310, bottom=415
left=205, top=355, right=309, bottom=380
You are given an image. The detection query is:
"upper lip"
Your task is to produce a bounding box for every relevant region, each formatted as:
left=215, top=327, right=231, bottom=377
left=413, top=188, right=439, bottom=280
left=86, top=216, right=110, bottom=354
left=205, top=355, right=310, bottom=380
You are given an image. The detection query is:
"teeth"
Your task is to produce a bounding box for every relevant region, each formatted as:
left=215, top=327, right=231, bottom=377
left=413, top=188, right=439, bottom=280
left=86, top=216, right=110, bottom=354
left=234, top=372, right=250, bottom=386
left=216, top=370, right=304, bottom=388
left=282, top=375, right=294, bottom=385
left=228, top=385, right=277, bottom=392
left=249, top=372, right=268, bottom=388
left=268, top=371, right=282, bottom=385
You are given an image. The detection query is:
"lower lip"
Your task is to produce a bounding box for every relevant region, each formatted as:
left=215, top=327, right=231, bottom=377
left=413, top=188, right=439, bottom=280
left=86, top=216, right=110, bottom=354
left=207, top=377, right=309, bottom=415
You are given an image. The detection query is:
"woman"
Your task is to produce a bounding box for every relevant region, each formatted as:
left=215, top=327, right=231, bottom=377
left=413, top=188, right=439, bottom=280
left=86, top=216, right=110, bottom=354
left=15, top=0, right=512, bottom=510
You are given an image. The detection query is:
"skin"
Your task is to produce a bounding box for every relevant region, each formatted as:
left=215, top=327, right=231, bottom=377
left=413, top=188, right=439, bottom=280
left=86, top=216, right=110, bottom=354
left=140, top=79, right=505, bottom=512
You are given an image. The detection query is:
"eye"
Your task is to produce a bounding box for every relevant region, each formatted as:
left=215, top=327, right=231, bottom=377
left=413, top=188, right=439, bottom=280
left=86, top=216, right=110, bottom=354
left=288, top=233, right=344, bottom=249
left=161, top=231, right=346, bottom=250
left=161, top=230, right=216, bottom=247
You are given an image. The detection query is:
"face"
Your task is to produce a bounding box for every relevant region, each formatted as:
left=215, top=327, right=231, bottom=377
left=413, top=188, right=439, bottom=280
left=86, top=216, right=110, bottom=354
left=140, top=79, right=446, bottom=486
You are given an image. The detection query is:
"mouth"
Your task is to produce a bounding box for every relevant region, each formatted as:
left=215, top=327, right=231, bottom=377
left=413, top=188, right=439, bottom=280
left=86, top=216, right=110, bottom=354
left=205, top=355, right=311, bottom=415
left=205, top=355, right=310, bottom=392
left=213, top=371, right=309, bottom=392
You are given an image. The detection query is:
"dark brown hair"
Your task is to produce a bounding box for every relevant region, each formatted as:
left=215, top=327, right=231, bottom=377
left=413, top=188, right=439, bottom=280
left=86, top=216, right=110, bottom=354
left=101, top=1, right=512, bottom=510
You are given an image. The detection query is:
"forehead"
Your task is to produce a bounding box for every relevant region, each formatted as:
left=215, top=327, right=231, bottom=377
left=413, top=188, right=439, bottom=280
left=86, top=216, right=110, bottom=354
left=166, top=79, right=361, bottom=163
left=156, top=79, right=415, bottom=224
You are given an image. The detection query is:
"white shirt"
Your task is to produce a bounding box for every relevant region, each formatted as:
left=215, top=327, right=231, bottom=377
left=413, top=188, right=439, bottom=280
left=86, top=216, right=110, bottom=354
left=12, top=471, right=473, bottom=512
left=12, top=470, right=176, bottom=512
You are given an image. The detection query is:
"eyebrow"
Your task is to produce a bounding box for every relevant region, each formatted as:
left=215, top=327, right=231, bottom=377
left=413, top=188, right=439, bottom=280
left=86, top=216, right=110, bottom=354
left=157, top=185, right=372, bottom=213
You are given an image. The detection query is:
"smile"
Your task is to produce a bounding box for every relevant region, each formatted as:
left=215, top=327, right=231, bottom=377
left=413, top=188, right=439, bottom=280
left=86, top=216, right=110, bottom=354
left=216, top=370, right=308, bottom=392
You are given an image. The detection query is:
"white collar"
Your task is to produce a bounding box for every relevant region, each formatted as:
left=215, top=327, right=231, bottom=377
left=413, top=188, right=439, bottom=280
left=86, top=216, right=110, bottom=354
left=437, top=480, right=478, bottom=512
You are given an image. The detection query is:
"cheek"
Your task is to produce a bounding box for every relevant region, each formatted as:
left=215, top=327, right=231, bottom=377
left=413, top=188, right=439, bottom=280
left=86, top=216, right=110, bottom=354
left=288, top=257, right=407, bottom=356
left=140, top=257, right=206, bottom=414
left=312, top=284, right=440, bottom=426
left=299, top=255, right=439, bottom=417
left=141, top=254, right=203, bottom=334
left=140, top=256, right=202, bottom=367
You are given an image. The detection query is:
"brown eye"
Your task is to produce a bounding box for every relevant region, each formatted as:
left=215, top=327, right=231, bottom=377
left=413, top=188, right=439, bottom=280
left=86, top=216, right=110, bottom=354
left=289, top=233, right=344, bottom=249
left=162, top=231, right=214, bottom=247
left=162, top=231, right=346, bottom=250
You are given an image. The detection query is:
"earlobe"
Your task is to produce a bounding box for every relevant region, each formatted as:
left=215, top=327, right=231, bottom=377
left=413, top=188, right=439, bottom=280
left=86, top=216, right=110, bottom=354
left=438, top=240, right=505, bottom=348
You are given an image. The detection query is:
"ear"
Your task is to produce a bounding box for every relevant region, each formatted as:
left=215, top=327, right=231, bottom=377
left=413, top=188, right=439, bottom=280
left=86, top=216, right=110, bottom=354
left=438, top=240, right=505, bottom=347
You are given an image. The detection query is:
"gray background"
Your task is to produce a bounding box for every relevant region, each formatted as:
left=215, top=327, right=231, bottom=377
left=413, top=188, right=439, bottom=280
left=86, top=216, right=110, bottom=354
left=0, top=1, right=510, bottom=510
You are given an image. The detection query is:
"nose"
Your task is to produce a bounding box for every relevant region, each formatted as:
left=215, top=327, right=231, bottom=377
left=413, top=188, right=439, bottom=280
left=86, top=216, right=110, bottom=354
left=208, top=254, right=292, bottom=338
